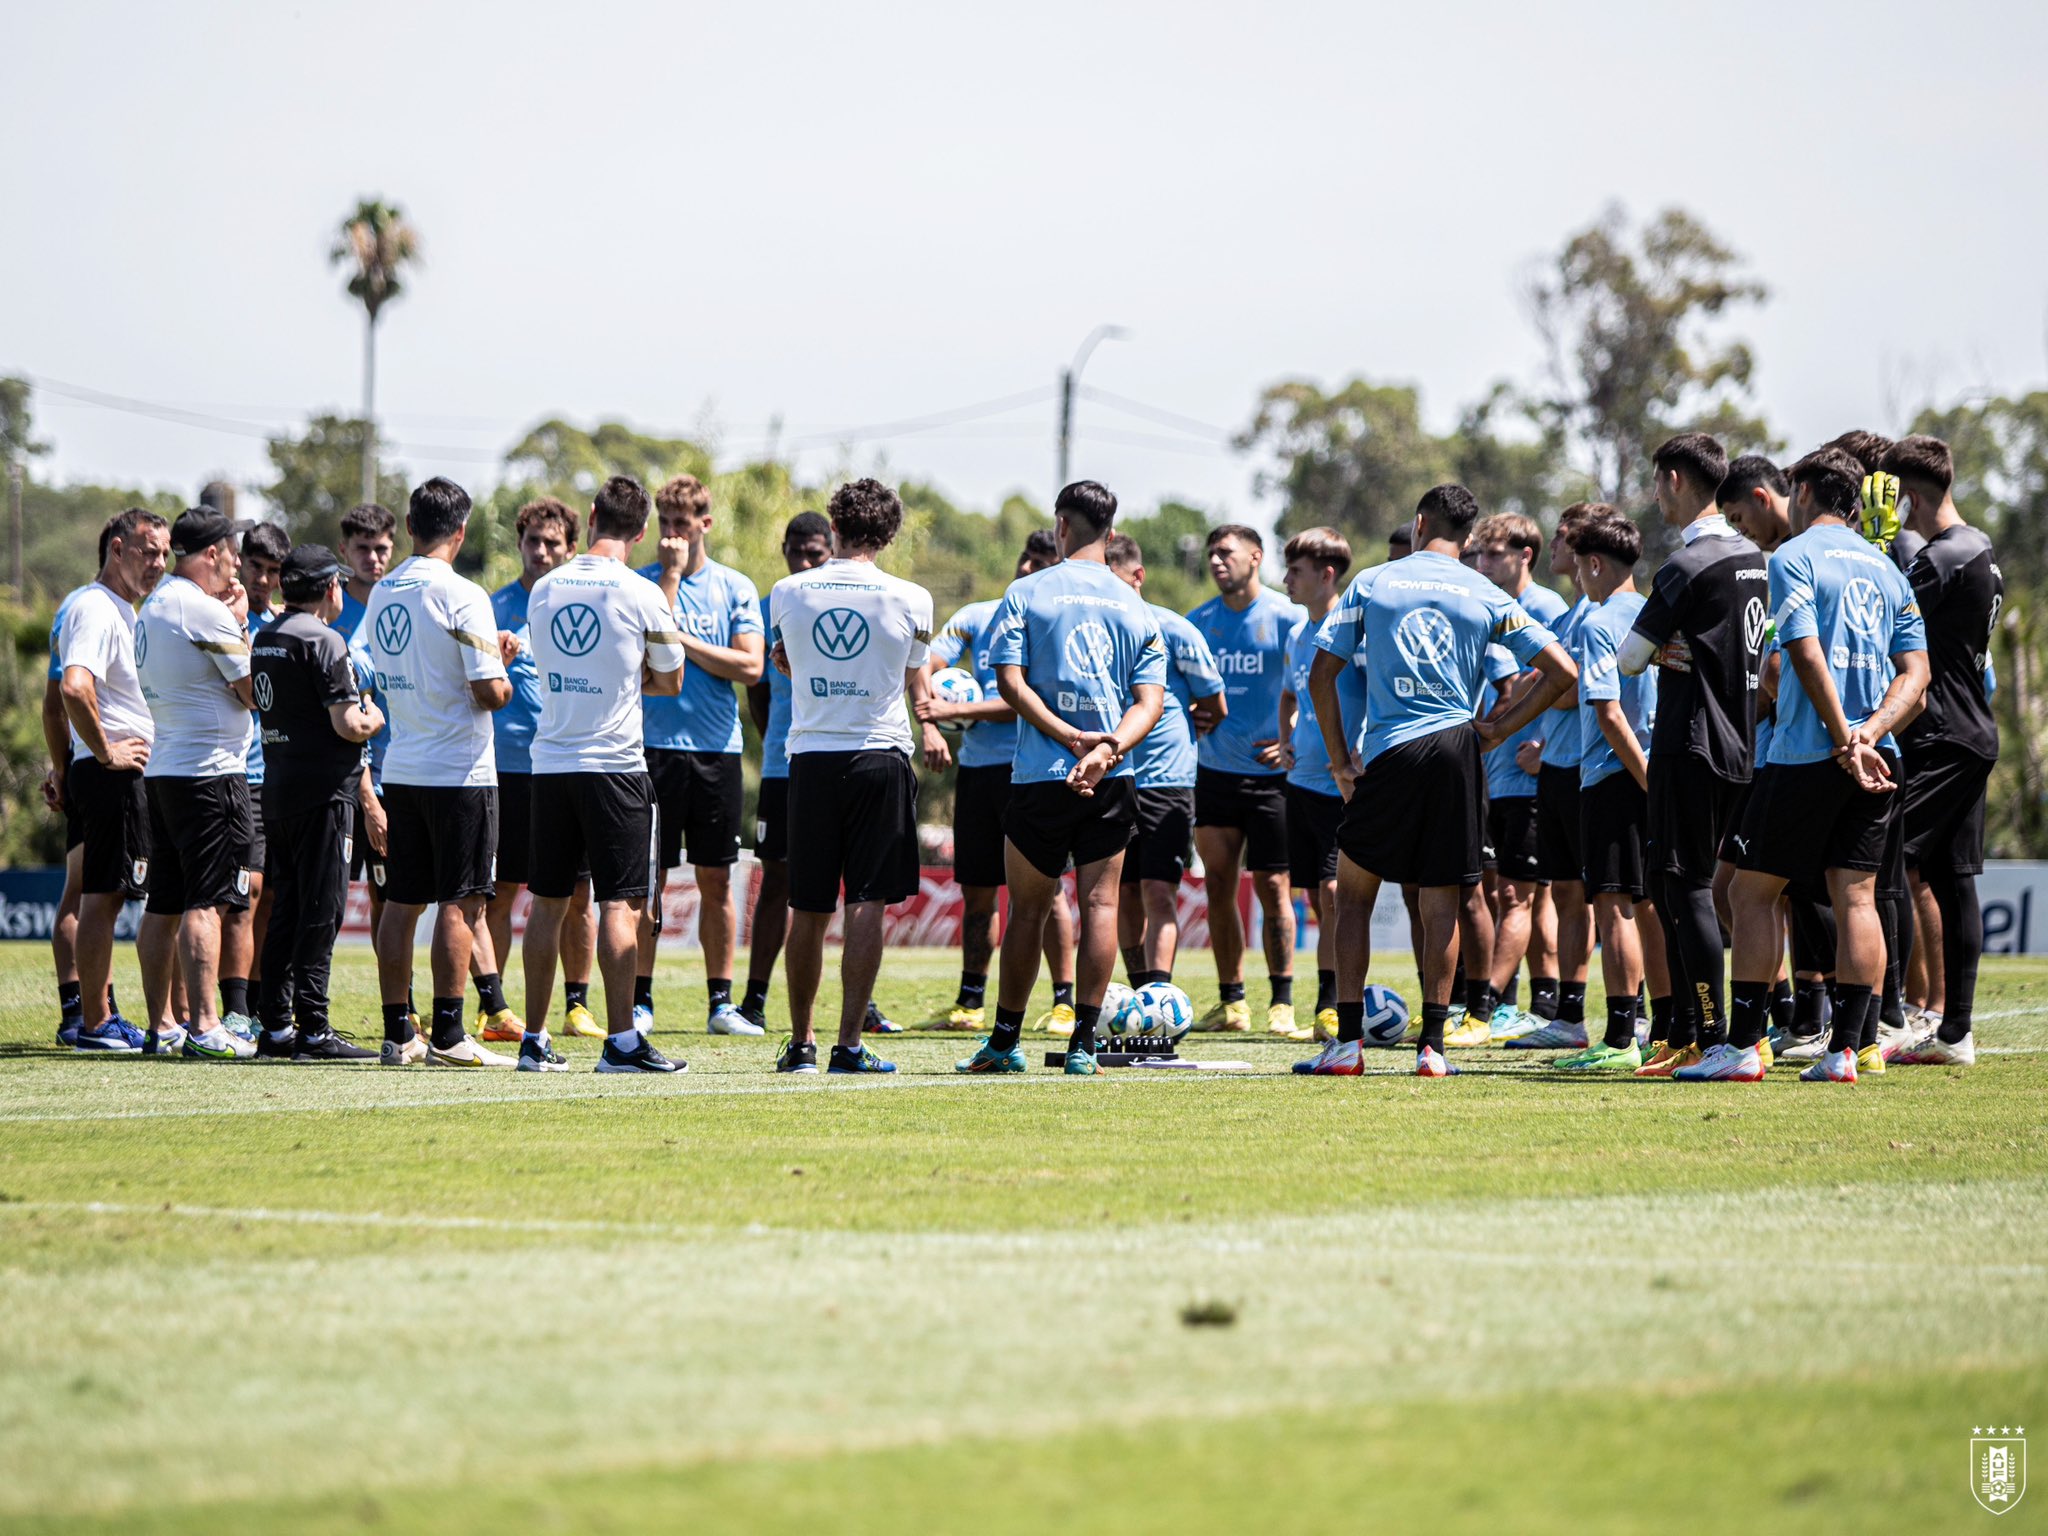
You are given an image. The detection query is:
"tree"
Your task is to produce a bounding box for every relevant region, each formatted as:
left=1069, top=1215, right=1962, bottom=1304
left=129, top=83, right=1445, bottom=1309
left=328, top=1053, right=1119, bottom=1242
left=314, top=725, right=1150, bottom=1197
left=1238, top=378, right=1452, bottom=549
left=331, top=198, right=421, bottom=505
left=1, top=376, right=49, bottom=468
left=263, top=414, right=409, bottom=550
left=501, top=419, right=710, bottom=500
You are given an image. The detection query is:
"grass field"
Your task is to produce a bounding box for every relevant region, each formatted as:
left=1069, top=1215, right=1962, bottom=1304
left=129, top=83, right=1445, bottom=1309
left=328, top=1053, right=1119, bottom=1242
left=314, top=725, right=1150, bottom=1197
left=1, top=943, right=2043, bottom=1534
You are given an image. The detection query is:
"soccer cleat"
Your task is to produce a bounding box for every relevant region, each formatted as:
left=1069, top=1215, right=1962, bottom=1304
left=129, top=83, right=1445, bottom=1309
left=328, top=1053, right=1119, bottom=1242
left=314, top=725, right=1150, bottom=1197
left=737, top=1003, right=769, bottom=1034
left=1036, top=1003, right=1076, bottom=1039
left=57, top=1016, right=82, bottom=1049
left=955, top=1040, right=1028, bottom=1074
left=863, top=1001, right=903, bottom=1035
left=150, top=1022, right=190, bottom=1056
left=1800, top=1048, right=1858, bottom=1083
left=1504, top=1018, right=1590, bottom=1051
left=1755, top=1034, right=1775, bottom=1073
left=1415, top=1045, right=1457, bottom=1077
left=380, top=1033, right=428, bottom=1067
left=1195, top=1000, right=1253, bottom=1033
left=1293, top=1038, right=1363, bottom=1075
left=776, top=1039, right=818, bottom=1075
left=182, top=1026, right=255, bottom=1061
left=595, top=1035, right=683, bottom=1074
left=1268, top=1003, right=1311, bottom=1040
left=1487, top=1005, right=1545, bottom=1043
left=1443, top=1012, right=1492, bottom=1049
left=1855, top=1044, right=1887, bottom=1077
left=1062, top=1046, right=1099, bottom=1075
left=427, top=1036, right=514, bottom=1069
left=255, top=1030, right=299, bottom=1061
left=1553, top=1040, right=1642, bottom=1072
left=516, top=1033, right=569, bottom=1073
left=562, top=1002, right=606, bottom=1039
left=708, top=1003, right=765, bottom=1037
left=1313, top=1007, right=1340, bottom=1042
left=935, top=1005, right=986, bottom=1032
left=1634, top=1043, right=1700, bottom=1078
left=221, top=1011, right=259, bottom=1043
left=293, top=1029, right=378, bottom=1063
left=74, top=1016, right=145, bottom=1053
left=1769, top=1028, right=1828, bottom=1063
left=631, top=1003, right=655, bottom=1036
left=1874, top=1021, right=1920, bottom=1062
left=476, top=1008, right=526, bottom=1043
left=1672, top=1042, right=1765, bottom=1082
left=828, top=1044, right=896, bottom=1075
left=1896, top=1030, right=1975, bottom=1067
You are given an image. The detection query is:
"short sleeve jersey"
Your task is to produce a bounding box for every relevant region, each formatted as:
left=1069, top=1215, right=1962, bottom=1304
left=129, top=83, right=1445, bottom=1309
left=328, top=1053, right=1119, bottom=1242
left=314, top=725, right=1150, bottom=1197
left=333, top=587, right=390, bottom=784
left=1902, top=523, right=2002, bottom=761
left=58, top=583, right=154, bottom=761
left=527, top=554, right=687, bottom=775
left=1186, top=587, right=1305, bottom=777
left=252, top=609, right=363, bottom=805
left=770, top=559, right=933, bottom=757
left=244, top=608, right=279, bottom=785
left=490, top=579, right=542, bottom=776
left=135, top=575, right=252, bottom=778
left=1536, top=596, right=1594, bottom=769
left=361, top=555, right=508, bottom=789
left=759, top=589, right=793, bottom=780
left=1315, top=551, right=1558, bottom=767
left=929, top=597, right=1016, bottom=771
left=1576, top=591, right=1657, bottom=789
left=986, top=560, right=1167, bottom=786
left=1625, top=516, right=1769, bottom=781
left=1284, top=613, right=1368, bottom=796
left=1767, top=522, right=1926, bottom=766
left=635, top=559, right=762, bottom=754
left=47, top=585, right=87, bottom=683
left=1133, top=605, right=1224, bottom=790
left=1482, top=581, right=1570, bottom=798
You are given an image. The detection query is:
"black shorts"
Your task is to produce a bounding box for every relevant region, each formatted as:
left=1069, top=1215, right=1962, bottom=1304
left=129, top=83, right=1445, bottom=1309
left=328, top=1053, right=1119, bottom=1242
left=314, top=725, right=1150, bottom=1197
left=144, top=775, right=255, bottom=916
left=1716, top=779, right=1754, bottom=864
left=953, top=763, right=1014, bottom=888
left=1124, top=786, right=1195, bottom=885
left=1487, top=794, right=1541, bottom=883
left=1339, top=728, right=1486, bottom=888
left=788, top=750, right=920, bottom=913
left=1535, top=764, right=1583, bottom=884
left=528, top=771, right=658, bottom=903
left=1193, top=768, right=1289, bottom=873
left=349, top=793, right=389, bottom=899
left=1579, top=772, right=1649, bottom=899
left=496, top=771, right=587, bottom=888
left=1901, top=744, right=1994, bottom=876
left=62, top=762, right=84, bottom=853
left=648, top=748, right=745, bottom=870
left=381, top=783, right=498, bottom=906
left=1736, top=756, right=1898, bottom=882
left=1005, top=777, right=1135, bottom=880
left=1647, top=753, right=1748, bottom=883
left=1285, top=783, right=1344, bottom=889
left=244, top=786, right=268, bottom=874
left=754, top=775, right=789, bottom=863
left=71, top=757, right=149, bottom=897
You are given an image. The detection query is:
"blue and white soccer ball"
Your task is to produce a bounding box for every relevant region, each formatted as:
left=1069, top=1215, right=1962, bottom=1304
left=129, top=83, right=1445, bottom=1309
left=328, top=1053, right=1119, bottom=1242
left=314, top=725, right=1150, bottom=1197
left=1360, top=984, right=1411, bottom=1047
left=1135, top=981, right=1193, bottom=1042
left=929, top=667, right=983, bottom=722
left=1099, top=982, right=1145, bottom=1038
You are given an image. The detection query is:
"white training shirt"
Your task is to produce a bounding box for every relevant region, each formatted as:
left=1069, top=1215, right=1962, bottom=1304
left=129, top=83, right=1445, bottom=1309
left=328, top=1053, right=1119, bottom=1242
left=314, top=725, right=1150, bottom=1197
left=358, top=555, right=508, bottom=788
left=526, top=554, right=687, bottom=775
left=769, top=559, right=932, bottom=755
left=58, top=582, right=154, bottom=761
left=135, top=575, right=252, bottom=778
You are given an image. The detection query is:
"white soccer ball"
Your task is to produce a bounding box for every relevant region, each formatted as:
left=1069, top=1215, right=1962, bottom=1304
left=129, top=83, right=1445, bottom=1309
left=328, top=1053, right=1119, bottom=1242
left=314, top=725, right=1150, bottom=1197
left=1099, top=982, right=1145, bottom=1039
left=930, top=667, right=983, bottom=725
left=1360, top=984, right=1411, bottom=1047
left=1136, top=982, right=1193, bottom=1042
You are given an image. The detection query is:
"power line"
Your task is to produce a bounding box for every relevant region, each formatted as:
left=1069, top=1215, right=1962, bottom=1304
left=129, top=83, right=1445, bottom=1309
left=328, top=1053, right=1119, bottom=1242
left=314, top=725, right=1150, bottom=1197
left=1073, top=385, right=1236, bottom=442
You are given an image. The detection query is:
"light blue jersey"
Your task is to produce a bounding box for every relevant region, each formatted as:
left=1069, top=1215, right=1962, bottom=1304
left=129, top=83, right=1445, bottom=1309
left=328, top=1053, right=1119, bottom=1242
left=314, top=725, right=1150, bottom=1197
left=1133, top=604, right=1224, bottom=790
left=1768, top=523, right=1926, bottom=765
left=334, top=587, right=388, bottom=785
left=637, top=559, right=762, bottom=753
left=1186, top=587, right=1304, bottom=777
left=1316, top=551, right=1559, bottom=767
left=491, top=579, right=542, bottom=775
left=759, top=589, right=793, bottom=780
left=929, top=597, right=1016, bottom=771
left=1483, top=582, right=1570, bottom=798
left=987, top=560, right=1166, bottom=786
left=1285, top=613, right=1368, bottom=796
left=1536, top=595, right=1594, bottom=770
left=48, top=585, right=87, bottom=682
left=244, top=608, right=278, bottom=785
left=1576, top=591, right=1656, bottom=789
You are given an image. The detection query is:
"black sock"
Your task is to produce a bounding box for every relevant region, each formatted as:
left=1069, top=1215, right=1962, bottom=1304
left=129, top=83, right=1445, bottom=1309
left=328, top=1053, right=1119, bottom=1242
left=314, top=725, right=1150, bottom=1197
left=220, top=977, right=250, bottom=1018
left=1649, top=995, right=1673, bottom=1045
left=1770, top=979, right=1795, bottom=1035
left=106, top=984, right=121, bottom=1016
left=1559, top=981, right=1586, bottom=1025
left=59, top=981, right=83, bottom=1019
left=1604, top=1001, right=1637, bottom=1051
left=741, top=979, right=769, bottom=1014
left=990, top=1005, right=1025, bottom=1053
left=1502, top=977, right=1519, bottom=1013
left=1070, top=1003, right=1099, bottom=1056
left=1793, top=980, right=1827, bottom=1034
left=1530, top=976, right=1560, bottom=1021
left=1121, top=945, right=1146, bottom=985
left=1421, top=1002, right=1450, bottom=1054
left=1929, top=871, right=1983, bottom=1041
left=1729, top=980, right=1770, bottom=1050
left=1219, top=981, right=1246, bottom=1004
left=1858, top=990, right=1882, bottom=1051
left=1336, top=1001, right=1365, bottom=1043
left=1315, top=969, right=1337, bottom=1013
left=430, top=996, right=466, bottom=1050
left=956, top=971, right=987, bottom=1008
left=707, top=978, right=733, bottom=1010
left=1269, top=975, right=1293, bottom=1008
left=473, top=972, right=508, bottom=1014
left=408, top=985, right=417, bottom=1016
left=1452, top=961, right=1467, bottom=994
left=382, top=1002, right=414, bottom=1043
left=1464, top=978, right=1497, bottom=1022
left=1053, top=981, right=1076, bottom=1009
left=634, top=975, right=654, bottom=1011
left=1828, top=984, right=1872, bottom=1055
left=565, top=980, right=590, bottom=1010
left=1135, top=970, right=1169, bottom=988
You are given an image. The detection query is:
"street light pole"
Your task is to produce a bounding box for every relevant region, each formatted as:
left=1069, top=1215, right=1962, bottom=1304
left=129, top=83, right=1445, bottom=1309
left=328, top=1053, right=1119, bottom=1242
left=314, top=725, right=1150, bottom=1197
left=1056, top=324, right=1128, bottom=494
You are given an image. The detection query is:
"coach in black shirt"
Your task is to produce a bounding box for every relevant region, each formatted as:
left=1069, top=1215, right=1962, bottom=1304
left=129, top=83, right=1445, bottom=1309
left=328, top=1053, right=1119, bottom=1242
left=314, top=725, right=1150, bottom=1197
left=251, top=545, right=386, bottom=1061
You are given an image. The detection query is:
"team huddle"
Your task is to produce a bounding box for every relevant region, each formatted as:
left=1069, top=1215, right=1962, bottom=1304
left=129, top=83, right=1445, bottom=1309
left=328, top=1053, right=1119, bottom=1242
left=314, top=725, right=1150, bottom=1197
left=40, top=426, right=1999, bottom=1081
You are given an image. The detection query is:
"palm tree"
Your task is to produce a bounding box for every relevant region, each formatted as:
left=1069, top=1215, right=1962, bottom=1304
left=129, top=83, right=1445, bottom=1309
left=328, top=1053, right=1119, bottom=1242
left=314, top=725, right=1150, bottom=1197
left=330, top=198, right=421, bottom=505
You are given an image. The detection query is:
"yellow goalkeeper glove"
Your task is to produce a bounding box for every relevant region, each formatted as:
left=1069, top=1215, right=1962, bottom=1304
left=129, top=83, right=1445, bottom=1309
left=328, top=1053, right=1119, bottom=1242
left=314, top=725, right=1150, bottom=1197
left=1859, top=471, right=1901, bottom=552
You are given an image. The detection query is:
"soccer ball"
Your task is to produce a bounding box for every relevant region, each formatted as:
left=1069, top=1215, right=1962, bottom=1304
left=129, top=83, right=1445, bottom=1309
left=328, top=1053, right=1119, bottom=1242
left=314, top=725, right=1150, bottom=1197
left=929, top=667, right=982, bottom=724
left=1136, top=982, right=1193, bottom=1041
left=1360, top=984, right=1411, bottom=1047
left=1099, top=983, right=1145, bottom=1038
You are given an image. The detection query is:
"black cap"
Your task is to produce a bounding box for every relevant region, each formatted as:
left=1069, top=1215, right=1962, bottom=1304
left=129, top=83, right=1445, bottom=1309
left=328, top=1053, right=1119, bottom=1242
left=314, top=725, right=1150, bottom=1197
left=280, top=543, right=346, bottom=602
left=169, top=507, right=235, bottom=559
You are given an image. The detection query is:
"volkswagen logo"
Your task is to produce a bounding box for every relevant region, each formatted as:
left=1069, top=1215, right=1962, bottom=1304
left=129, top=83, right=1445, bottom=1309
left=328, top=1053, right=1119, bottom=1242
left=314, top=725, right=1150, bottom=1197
left=1742, top=597, right=1767, bottom=654
left=1841, top=576, right=1886, bottom=639
left=1062, top=620, right=1116, bottom=680
left=133, top=622, right=148, bottom=667
left=1394, top=608, right=1456, bottom=670
left=252, top=673, right=275, bottom=712
left=551, top=604, right=602, bottom=657
left=374, top=604, right=413, bottom=656
left=813, top=608, right=871, bottom=660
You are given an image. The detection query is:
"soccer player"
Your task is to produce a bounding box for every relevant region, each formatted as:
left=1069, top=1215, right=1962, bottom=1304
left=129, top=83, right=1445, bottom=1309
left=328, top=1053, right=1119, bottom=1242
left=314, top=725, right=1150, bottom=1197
left=219, top=519, right=289, bottom=1042
left=1301, top=484, right=1575, bottom=1077
left=636, top=475, right=767, bottom=1037
left=1187, top=524, right=1307, bottom=1036
left=1884, top=435, right=2002, bottom=1067
left=361, top=478, right=512, bottom=1068
left=133, top=507, right=260, bottom=1060
left=523, top=475, right=688, bottom=1073
left=1722, top=446, right=1928, bottom=1083
left=486, top=497, right=601, bottom=1042
left=1276, top=528, right=1364, bottom=1038
left=58, top=509, right=166, bottom=1052
left=333, top=502, right=398, bottom=986
left=250, top=545, right=386, bottom=1059
left=1105, top=532, right=1225, bottom=993
left=954, top=481, right=1166, bottom=1075
left=1619, top=434, right=1768, bottom=1076
left=919, top=536, right=1081, bottom=1034
left=1468, top=512, right=1570, bottom=1041
left=767, top=478, right=943, bottom=1075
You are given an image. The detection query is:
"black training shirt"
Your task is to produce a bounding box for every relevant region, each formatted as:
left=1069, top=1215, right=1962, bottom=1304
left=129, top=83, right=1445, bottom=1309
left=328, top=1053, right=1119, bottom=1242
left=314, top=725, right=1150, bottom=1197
left=1903, top=523, right=2002, bottom=761
left=253, top=609, right=365, bottom=807
left=1628, top=520, right=1769, bottom=782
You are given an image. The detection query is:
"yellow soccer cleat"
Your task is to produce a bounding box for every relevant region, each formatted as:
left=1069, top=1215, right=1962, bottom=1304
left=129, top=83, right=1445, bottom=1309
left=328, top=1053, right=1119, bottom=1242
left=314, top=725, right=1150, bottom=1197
left=1402, top=1013, right=1425, bottom=1044
left=1443, top=1011, right=1492, bottom=1049
left=1313, top=1007, right=1340, bottom=1042
left=562, top=1002, right=606, bottom=1039
left=1855, top=1043, right=1887, bottom=1077
left=933, top=1005, right=985, bottom=1032
left=476, top=1007, right=526, bottom=1043
left=1037, top=1003, right=1076, bottom=1039
left=1755, top=1034, right=1775, bottom=1073
left=1635, top=1042, right=1700, bottom=1078
left=1268, top=1003, right=1310, bottom=1040
left=1194, top=999, right=1253, bottom=1032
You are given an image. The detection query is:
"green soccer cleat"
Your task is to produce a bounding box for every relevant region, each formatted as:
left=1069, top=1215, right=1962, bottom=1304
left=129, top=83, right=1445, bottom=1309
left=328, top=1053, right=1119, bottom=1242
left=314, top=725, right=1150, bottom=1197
left=1552, top=1040, right=1643, bottom=1072
left=1063, top=1046, right=1099, bottom=1075
left=955, top=1040, right=1028, bottom=1074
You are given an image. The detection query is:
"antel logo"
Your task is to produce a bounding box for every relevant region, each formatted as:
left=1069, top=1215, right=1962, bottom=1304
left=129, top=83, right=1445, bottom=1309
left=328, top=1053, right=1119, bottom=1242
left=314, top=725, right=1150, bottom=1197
left=375, top=605, right=413, bottom=656
left=551, top=604, right=602, bottom=658
left=813, top=608, right=871, bottom=660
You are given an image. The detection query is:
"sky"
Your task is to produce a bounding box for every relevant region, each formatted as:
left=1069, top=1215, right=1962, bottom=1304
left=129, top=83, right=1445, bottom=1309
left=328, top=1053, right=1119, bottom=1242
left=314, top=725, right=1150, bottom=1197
left=7, top=0, right=2047, bottom=530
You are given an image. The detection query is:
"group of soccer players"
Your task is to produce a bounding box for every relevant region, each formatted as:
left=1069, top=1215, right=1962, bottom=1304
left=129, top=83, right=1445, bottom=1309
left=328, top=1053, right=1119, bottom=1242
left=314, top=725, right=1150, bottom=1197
left=39, top=423, right=1999, bottom=1081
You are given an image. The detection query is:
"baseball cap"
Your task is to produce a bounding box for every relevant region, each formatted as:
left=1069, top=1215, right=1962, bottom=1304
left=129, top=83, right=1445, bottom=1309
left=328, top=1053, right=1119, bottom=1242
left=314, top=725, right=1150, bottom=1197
left=280, top=543, right=346, bottom=601
left=168, top=507, right=235, bottom=558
